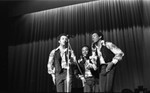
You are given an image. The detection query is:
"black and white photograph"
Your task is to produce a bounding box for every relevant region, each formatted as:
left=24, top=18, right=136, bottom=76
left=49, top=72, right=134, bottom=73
left=4, top=0, right=150, bottom=92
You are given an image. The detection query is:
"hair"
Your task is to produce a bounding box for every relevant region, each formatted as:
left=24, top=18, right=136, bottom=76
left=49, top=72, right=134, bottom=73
left=57, top=33, right=68, bottom=41
left=82, top=45, right=90, bottom=50
left=91, top=30, right=104, bottom=40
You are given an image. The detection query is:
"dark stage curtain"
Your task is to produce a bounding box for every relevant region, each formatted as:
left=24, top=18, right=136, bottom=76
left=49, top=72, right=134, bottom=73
left=8, top=0, right=150, bottom=92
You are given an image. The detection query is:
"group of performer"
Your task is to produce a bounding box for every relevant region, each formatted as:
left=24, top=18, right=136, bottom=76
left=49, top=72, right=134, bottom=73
left=47, top=30, right=124, bottom=92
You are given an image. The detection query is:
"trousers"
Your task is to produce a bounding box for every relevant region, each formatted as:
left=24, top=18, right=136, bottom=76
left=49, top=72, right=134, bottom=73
left=99, top=64, right=115, bottom=92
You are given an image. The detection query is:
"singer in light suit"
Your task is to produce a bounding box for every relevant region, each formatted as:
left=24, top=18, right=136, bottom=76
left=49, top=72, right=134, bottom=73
left=47, top=34, right=76, bottom=92
left=91, top=31, right=124, bottom=92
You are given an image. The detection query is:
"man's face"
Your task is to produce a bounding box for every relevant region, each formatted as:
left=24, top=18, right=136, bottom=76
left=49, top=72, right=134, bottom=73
left=59, top=35, right=68, bottom=46
left=82, top=47, right=89, bottom=57
left=92, top=33, right=100, bottom=43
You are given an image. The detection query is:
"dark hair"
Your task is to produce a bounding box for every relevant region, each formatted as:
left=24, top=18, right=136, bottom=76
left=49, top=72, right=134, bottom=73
left=91, top=30, right=104, bottom=40
left=57, top=33, right=68, bottom=41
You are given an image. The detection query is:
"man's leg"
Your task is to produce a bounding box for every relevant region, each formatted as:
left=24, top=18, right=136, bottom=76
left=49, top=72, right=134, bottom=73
left=84, top=77, right=95, bottom=92
left=84, top=80, right=91, bottom=92
left=55, top=73, right=66, bottom=92
left=64, top=75, right=72, bottom=92
left=93, top=78, right=99, bottom=92
left=106, top=67, right=115, bottom=92
left=99, top=65, right=107, bottom=92
left=56, top=79, right=64, bottom=92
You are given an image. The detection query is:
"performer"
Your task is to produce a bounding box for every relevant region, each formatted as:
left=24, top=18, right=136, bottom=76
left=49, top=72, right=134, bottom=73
left=91, top=31, right=124, bottom=92
left=47, top=34, right=76, bottom=92
left=78, top=45, right=97, bottom=92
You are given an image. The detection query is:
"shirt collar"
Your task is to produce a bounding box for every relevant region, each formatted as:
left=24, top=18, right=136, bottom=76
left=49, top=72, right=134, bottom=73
left=57, top=46, right=68, bottom=53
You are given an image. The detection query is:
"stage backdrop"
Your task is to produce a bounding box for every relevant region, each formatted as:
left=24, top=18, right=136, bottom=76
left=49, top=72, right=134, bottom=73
left=8, top=0, right=150, bottom=92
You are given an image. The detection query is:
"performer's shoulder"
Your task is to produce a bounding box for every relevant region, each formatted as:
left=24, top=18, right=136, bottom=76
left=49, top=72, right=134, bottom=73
left=105, top=41, right=114, bottom=46
left=50, top=47, right=59, bottom=55
left=105, top=41, right=116, bottom=49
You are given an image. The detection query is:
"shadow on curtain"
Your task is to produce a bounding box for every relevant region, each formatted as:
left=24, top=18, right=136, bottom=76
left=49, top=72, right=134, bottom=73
left=8, top=0, right=150, bottom=92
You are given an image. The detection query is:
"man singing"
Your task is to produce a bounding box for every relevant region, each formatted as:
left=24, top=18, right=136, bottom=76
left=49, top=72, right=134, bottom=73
left=47, top=34, right=76, bottom=92
left=91, top=31, right=124, bottom=92
left=78, top=45, right=97, bottom=92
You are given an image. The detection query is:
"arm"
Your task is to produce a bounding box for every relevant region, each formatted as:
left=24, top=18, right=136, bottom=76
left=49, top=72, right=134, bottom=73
left=78, top=74, right=86, bottom=87
left=47, top=50, right=55, bottom=84
left=105, top=42, right=124, bottom=72
left=106, top=42, right=124, bottom=64
left=77, top=58, right=86, bottom=87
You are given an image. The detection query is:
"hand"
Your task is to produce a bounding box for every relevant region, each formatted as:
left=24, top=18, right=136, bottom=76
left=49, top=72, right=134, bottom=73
left=48, top=68, right=55, bottom=74
left=48, top=69, right=53, bottom=74
left=78, top=75, right=85, bottom=81
left=78, top=56, right=83, bottom=63
left=48, top=69, right=52, bottom=74
left=78, top=59, right=82, bottom=63
left=51, top=74, right=55, bottom=85
left=106, top=62, right=114, bottom=73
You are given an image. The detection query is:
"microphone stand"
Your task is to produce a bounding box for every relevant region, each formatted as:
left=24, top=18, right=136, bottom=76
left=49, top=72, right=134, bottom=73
left=66, top=39, right=70, bottom=93
left=66, top=39, right=85, bottom=90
